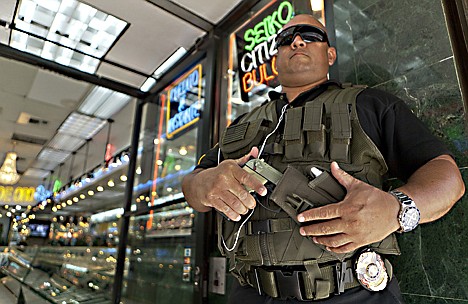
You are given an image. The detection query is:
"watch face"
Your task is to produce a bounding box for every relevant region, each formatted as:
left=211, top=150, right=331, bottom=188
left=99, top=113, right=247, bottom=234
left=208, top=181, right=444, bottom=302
left=401, top=206, right=420, bottom=232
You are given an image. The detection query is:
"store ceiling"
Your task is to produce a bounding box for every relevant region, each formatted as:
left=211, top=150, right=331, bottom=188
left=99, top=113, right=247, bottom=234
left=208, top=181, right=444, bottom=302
left=0, top=0, right=245, bottom=213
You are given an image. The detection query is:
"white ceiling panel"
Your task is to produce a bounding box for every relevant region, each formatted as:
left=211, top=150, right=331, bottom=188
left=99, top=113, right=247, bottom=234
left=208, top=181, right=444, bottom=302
left=32, top=159, right=60, bottom=172
left=96, top=62, right=148, bottom=88
left=172, top=0, right=243, bottom=24
left=91, top=0, right=206, bottom=75
left=0, top=57, right=38, bottom=96
left=23, top=168, right=51, bottom=179
left=0, top=0, right=16, bottom=23
left=27, top=69, right=90, bottom=107
left=0, top=28, right=9, bottom=45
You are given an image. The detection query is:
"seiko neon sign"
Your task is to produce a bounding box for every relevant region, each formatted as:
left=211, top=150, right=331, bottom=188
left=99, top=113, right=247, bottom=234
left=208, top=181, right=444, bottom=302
left=166, top=64, right=203, bottom=139
left=243, top=1, right=293, bottom=52
left=0, top=186, right=35, bottom=204
left=238, top=1, right=293, bottom=95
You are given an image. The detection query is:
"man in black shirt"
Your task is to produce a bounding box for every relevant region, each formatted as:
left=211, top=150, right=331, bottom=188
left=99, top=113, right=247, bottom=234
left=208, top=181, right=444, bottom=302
left=182, top=14, right=465, bottom=303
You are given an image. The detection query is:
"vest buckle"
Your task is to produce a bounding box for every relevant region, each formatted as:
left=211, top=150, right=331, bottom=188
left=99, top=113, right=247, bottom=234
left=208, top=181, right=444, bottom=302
left=335, top=261, right=354, bottom=295
left=248, top=220, right=272, bottom=235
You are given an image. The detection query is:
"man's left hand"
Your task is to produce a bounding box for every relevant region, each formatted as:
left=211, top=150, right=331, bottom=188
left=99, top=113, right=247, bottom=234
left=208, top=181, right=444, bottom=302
left=297, top=161, right=400, bottom=253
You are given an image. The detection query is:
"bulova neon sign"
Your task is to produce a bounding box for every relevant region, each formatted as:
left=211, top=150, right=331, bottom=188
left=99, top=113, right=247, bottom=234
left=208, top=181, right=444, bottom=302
left=238, top=1, right=293, bottom=95
left=166, top=64, right=202, bottom=139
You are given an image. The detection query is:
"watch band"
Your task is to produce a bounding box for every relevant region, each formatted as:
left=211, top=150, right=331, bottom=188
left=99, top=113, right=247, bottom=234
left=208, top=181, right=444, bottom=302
left=389, top=190, right=420, bottom=233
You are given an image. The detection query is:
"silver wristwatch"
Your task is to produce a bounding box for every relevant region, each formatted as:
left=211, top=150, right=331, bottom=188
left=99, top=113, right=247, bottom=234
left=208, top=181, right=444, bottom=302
left=389, top=190, right=420, bottom=233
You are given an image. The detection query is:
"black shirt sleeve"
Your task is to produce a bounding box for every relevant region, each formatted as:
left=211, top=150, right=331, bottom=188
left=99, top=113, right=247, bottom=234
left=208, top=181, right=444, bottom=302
left=356, top=88, right=452, bottom=181
left=195, top=143, right=222, bottom=169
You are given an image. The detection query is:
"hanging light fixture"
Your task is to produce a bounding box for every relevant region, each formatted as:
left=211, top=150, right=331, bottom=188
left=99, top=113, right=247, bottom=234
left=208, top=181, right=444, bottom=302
left=0, top=143, right=21, bottom=185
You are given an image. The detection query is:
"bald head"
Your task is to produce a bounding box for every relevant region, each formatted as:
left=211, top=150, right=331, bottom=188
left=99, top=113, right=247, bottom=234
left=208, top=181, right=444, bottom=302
left=283, top=14, right=327, bottom=33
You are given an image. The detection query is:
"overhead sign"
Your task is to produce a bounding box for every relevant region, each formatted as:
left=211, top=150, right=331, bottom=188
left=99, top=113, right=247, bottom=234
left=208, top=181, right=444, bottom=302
left=165, top=64, right=203, bottom=139
left=235, top=1, right=293, bottom=101
left=0, top=186, right=35, bottom=204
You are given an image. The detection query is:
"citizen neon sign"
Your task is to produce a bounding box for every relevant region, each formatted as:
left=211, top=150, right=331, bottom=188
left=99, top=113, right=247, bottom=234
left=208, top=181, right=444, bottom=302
left=238, top=1, right=293, bottom=96
left=166, top=64, right=202, bottom=139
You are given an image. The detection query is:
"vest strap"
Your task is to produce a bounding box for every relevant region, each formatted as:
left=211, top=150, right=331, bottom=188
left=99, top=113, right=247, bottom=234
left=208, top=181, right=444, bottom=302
left=246, top=218, right=293, bottom=235
left=247, top=259, right=360, bottom=301
left=330, top=103, right=352, bottom=162
left=262, top=143, right=283, bottom=155
left=284, top=107, right=304, bottom=160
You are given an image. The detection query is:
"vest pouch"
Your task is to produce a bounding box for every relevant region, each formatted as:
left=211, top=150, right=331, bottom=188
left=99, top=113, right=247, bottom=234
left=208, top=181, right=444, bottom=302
left=304, top=102, right=326, bottom=160
left=283, top=107, right=304, bottom=161
left=217, top=212, right=245, bottom=258
left=269, top=166, right=346, bottom=223
left=330, top=103, right=352, bottom=163
left=219, top=118, right=273, bottom=159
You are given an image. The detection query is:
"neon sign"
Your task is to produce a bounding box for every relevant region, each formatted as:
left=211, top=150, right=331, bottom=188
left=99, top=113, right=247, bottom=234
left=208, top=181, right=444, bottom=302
left=166, top=64, right=203, bottom=139
left=236, top=1, right=293, bottom=100
left=243, top=1, right=293, bottom=51
left=53, top=179, right=62, bottom=193
left=0, top=186, right=35, bottom=204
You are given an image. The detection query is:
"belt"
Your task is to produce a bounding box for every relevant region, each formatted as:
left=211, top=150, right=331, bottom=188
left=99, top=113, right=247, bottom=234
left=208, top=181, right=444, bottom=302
left=247, top=259, right=360, bottom=301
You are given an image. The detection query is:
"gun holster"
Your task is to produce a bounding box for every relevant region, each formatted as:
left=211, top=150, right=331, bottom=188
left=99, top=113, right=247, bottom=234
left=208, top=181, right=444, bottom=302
left=269, top=166, right=346, bottom=223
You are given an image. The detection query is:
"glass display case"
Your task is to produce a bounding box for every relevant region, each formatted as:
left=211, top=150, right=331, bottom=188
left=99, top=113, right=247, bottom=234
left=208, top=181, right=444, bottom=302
left=0, top=246, right=117, bottom=303
left=121, top=201, right=196, bottom=304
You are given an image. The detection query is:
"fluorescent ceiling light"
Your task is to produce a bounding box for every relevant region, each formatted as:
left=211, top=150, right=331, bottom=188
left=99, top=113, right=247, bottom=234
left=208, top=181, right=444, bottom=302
left=11, top=0, right=127, bottom=74
left=94, top=92, right=131, bottom=118
left=79, top=86, right=132, bottom=119
left=38, top=148, right=70, bottom=163
left=58, top=112, right=106, bottom=139
left=153, top=47, right=187, bottom=79
left=79, top=86, right=111, bottom=114
left=140, top=77, right=156, bottom=92
left=48, top=133, right=86, bottom=152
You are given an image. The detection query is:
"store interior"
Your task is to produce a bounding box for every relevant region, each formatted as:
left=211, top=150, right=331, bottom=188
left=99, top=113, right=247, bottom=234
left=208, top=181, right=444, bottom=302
left=0, top=0, right=467, bottom=303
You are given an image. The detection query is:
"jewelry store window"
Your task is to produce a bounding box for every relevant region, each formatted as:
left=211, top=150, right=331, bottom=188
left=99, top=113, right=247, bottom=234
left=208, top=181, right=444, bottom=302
left=121, top=62, right=205, bottom=304
left=223, top=0, right=325, bottom=129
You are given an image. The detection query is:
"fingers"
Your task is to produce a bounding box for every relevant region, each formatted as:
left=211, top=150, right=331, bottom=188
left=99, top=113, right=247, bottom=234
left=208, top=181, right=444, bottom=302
left=299, top=220, right=357, bottom=253
left=200, top=147, right=265, bottom=221
left=298, top=203, right=341, bottom=223
left=232, top=160, right=267, bottom=197
left=209, top=197, right=241, bottom=221
left=236, top=147, right=259, bottom=166
left=313, top=234, right=353, bottom=252
left=300, top=221, right=359, bottom=253
left=299, top=218, right=343, bottom=236
left=330, top=161, right=355, bottom=189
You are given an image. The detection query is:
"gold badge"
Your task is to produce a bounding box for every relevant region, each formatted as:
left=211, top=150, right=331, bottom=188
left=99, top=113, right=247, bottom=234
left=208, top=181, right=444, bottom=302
left=355, top=250, right=388, bottom=291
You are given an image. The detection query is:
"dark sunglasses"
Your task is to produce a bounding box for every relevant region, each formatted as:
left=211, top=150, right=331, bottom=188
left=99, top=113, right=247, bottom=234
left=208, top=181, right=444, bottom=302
left=275, top=24, right=330, bottom=49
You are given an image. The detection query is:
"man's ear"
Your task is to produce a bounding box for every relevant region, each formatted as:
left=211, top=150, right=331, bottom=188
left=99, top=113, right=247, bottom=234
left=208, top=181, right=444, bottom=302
left=327, top=47, right=337, bottom=66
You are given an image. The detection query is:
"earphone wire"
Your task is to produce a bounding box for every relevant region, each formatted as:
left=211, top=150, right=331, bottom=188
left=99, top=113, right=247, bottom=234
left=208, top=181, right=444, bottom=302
left=258, top=103, right=288, bottom=158
left=221, top=208, right=255, bottom=252
left=221, top=103, right=288, bottom=252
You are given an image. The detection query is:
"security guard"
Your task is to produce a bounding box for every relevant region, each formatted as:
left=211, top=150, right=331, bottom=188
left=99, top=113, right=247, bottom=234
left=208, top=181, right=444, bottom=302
left=182, top=14, right=464, bottom=303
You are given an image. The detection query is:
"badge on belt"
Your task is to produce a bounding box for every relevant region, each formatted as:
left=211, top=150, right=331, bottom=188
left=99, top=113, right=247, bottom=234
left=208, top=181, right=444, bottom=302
left=354, top=250, right=388, bottom=291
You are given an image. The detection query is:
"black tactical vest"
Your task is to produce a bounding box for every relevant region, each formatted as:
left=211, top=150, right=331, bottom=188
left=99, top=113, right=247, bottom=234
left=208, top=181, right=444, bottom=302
left=217, top=86, right=400, bottom=297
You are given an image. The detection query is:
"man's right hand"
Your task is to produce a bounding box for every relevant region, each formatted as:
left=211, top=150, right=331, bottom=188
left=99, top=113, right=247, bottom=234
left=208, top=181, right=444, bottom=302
left=181, top=147, right=267, bottom=221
